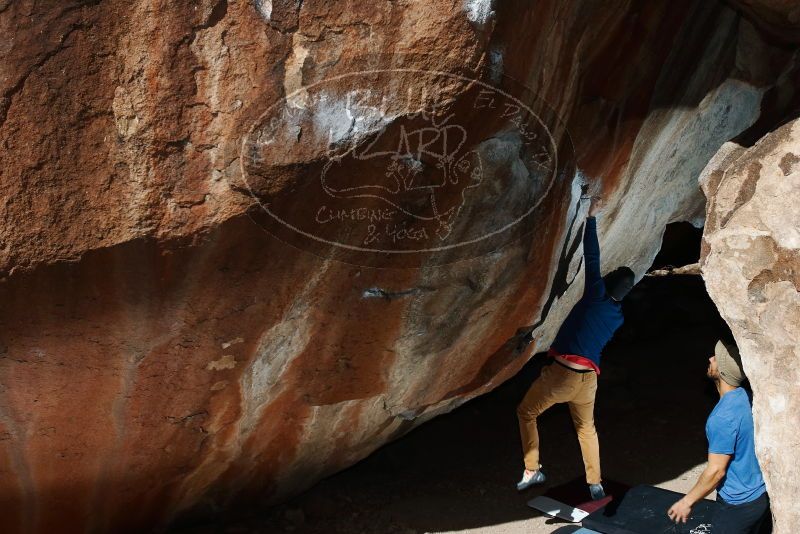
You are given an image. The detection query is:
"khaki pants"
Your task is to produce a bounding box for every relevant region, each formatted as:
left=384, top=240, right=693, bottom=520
left=516, top=361, right=601, bottom=484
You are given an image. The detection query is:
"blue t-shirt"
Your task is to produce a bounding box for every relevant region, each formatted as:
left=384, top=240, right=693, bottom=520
left=551, top=217, right=624, bottom=369
left=706, top=387, right=766, bottom=505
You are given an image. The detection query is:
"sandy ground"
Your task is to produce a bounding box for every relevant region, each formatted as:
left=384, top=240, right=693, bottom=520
left=171, top=276, right=726, bottom=534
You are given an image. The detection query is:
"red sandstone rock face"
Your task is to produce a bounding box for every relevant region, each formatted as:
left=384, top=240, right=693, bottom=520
left=701, top=121, right=800, bottom=534
left=0, top=1, right=797, bottom=532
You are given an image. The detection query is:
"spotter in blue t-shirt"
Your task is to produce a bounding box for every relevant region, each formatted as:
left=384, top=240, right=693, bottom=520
left=706, top=387, right=767, bottom=505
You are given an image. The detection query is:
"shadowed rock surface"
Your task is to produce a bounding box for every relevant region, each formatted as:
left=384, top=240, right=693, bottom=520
left=0, top=0, right=798, bottom=532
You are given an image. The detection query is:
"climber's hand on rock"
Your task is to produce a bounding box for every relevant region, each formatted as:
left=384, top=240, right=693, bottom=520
left=588, top=195, right=604, bottom=217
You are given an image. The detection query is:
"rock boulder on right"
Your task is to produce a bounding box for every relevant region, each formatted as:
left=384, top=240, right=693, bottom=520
left=700, top=119, right=800, bottom=533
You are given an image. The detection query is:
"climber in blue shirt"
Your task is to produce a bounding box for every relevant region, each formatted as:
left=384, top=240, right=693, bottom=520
left=516, top=196, right=635, bottom=500
left=549, top=212, right=628, bottom=374
left=668, top=339, right=770, bottom=533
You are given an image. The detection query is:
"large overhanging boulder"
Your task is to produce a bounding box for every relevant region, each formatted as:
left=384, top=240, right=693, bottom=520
left=0, top=0, right=796, bottom=532
left=701, top=120, right=800, bottom=534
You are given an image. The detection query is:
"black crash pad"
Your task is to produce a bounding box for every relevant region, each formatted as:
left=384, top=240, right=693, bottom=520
left=582, top=484, right=718, bottom=534
left=544, top=476, right=631, bottom=515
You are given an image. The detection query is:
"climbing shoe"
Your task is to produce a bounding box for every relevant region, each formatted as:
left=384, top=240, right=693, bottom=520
left=589, top=483, right=606, bottom=500
left=516, top=469, right=546, bottom=491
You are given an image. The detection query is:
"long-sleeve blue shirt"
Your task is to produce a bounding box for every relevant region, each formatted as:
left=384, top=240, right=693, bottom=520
left=551, top=217, right=623, bottom=370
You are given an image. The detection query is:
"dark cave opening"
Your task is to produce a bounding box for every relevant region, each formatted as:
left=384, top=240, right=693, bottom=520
left=171, top=224, right=747, bottom=534
left=649, top=222, right=703, bottom=270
